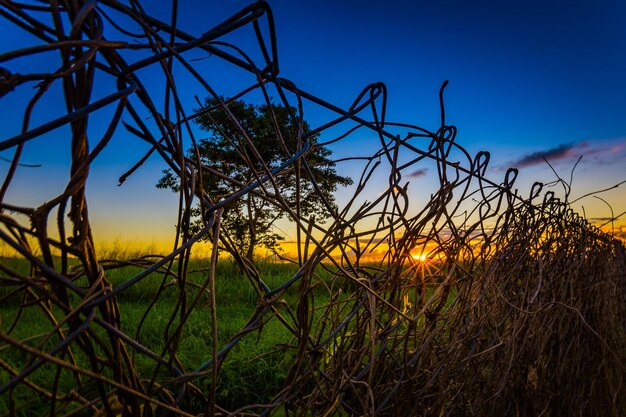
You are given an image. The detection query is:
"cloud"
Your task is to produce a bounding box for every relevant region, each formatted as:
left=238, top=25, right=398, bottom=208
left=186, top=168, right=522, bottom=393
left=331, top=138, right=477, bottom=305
left=589, top=217, right=614, bottom=222
left=511, top=142, right=581, bottom=168
left=408, top=168, right=428, bottom=178
left=504, top=138, right=626, bottom=170
left=580, top=140, right=626, bottom=164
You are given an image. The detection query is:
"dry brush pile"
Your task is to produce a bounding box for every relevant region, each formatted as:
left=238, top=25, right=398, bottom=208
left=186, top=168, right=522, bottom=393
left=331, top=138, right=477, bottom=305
left=1, top=1, right=625, bottom=416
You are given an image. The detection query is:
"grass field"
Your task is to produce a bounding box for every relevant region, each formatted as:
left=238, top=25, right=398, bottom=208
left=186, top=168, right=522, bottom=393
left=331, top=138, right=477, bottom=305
left=0, top=258, right=324, bottom=415
left=0, top=255, right=445, bottom=415
left=2, top=237, right=625, bottom=417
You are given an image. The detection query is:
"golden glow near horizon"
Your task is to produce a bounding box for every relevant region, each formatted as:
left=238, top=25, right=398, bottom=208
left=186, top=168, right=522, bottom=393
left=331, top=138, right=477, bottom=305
left=411, top=253, right=428, bottom=262
left=1, top=217, right=623, bottom=259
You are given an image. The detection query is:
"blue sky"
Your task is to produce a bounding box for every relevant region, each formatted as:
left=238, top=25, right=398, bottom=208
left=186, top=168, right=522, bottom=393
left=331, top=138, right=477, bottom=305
left=1, top=0, right=625, bottom=249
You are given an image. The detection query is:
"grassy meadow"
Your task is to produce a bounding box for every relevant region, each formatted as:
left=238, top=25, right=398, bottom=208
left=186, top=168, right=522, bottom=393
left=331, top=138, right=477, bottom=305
left=0, top=252, right=446, bottom=416
left=0, top=257, right=328, bottom=415
left=1, top=231, right=625, bottom=416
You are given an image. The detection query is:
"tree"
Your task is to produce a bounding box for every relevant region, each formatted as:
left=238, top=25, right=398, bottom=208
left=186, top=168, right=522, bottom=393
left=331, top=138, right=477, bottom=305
left=157, top=97, right=353, bottom=262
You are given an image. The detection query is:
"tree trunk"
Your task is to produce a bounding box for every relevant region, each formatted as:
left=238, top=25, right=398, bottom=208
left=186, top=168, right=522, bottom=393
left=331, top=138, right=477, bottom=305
left=246, top=194, right=256, bottom=262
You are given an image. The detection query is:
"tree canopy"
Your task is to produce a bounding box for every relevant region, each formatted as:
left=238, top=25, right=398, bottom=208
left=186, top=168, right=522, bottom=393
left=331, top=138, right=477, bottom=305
left=157, top=97, right=352, bottom=261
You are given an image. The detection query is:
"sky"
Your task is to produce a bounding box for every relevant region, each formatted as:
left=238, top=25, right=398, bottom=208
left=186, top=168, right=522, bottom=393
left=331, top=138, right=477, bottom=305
left=1, top=0, right=626, bottom=254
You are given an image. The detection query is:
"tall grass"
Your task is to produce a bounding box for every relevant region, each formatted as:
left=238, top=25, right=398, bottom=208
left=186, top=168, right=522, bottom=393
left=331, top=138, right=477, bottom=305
left=0, top=259, right=308, bottom=415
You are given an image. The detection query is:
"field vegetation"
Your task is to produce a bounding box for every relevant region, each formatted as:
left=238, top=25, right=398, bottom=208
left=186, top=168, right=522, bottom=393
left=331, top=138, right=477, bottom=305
left=0, top=258, right=309, bottom=414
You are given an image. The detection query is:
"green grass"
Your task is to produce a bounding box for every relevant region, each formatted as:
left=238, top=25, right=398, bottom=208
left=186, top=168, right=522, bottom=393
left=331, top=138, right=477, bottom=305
left=1, top=257, right=448, bottom=415
left=0, top=257, right=318, bottom=416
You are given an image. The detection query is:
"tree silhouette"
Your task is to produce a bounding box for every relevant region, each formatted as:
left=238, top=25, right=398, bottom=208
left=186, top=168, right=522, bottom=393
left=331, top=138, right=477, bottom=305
left=157, top=97, right=352, bottom=261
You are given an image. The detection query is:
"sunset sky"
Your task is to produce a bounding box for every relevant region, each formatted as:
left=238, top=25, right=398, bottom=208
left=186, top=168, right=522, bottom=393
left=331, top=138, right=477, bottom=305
left=1, top=0, right=625, bottom=254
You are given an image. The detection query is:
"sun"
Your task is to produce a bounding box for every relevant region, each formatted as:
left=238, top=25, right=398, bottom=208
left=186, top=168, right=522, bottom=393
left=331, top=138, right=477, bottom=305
left=411, top=253, right=427, bottom=262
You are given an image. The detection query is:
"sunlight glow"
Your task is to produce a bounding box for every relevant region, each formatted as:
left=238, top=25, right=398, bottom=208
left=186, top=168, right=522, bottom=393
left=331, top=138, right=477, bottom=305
left=411, top=253, right=427, bottom=262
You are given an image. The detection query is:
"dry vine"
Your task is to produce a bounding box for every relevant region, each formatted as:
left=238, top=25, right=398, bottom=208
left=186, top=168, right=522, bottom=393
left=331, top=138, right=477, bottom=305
left=1, top=1, right=625, bottom=416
